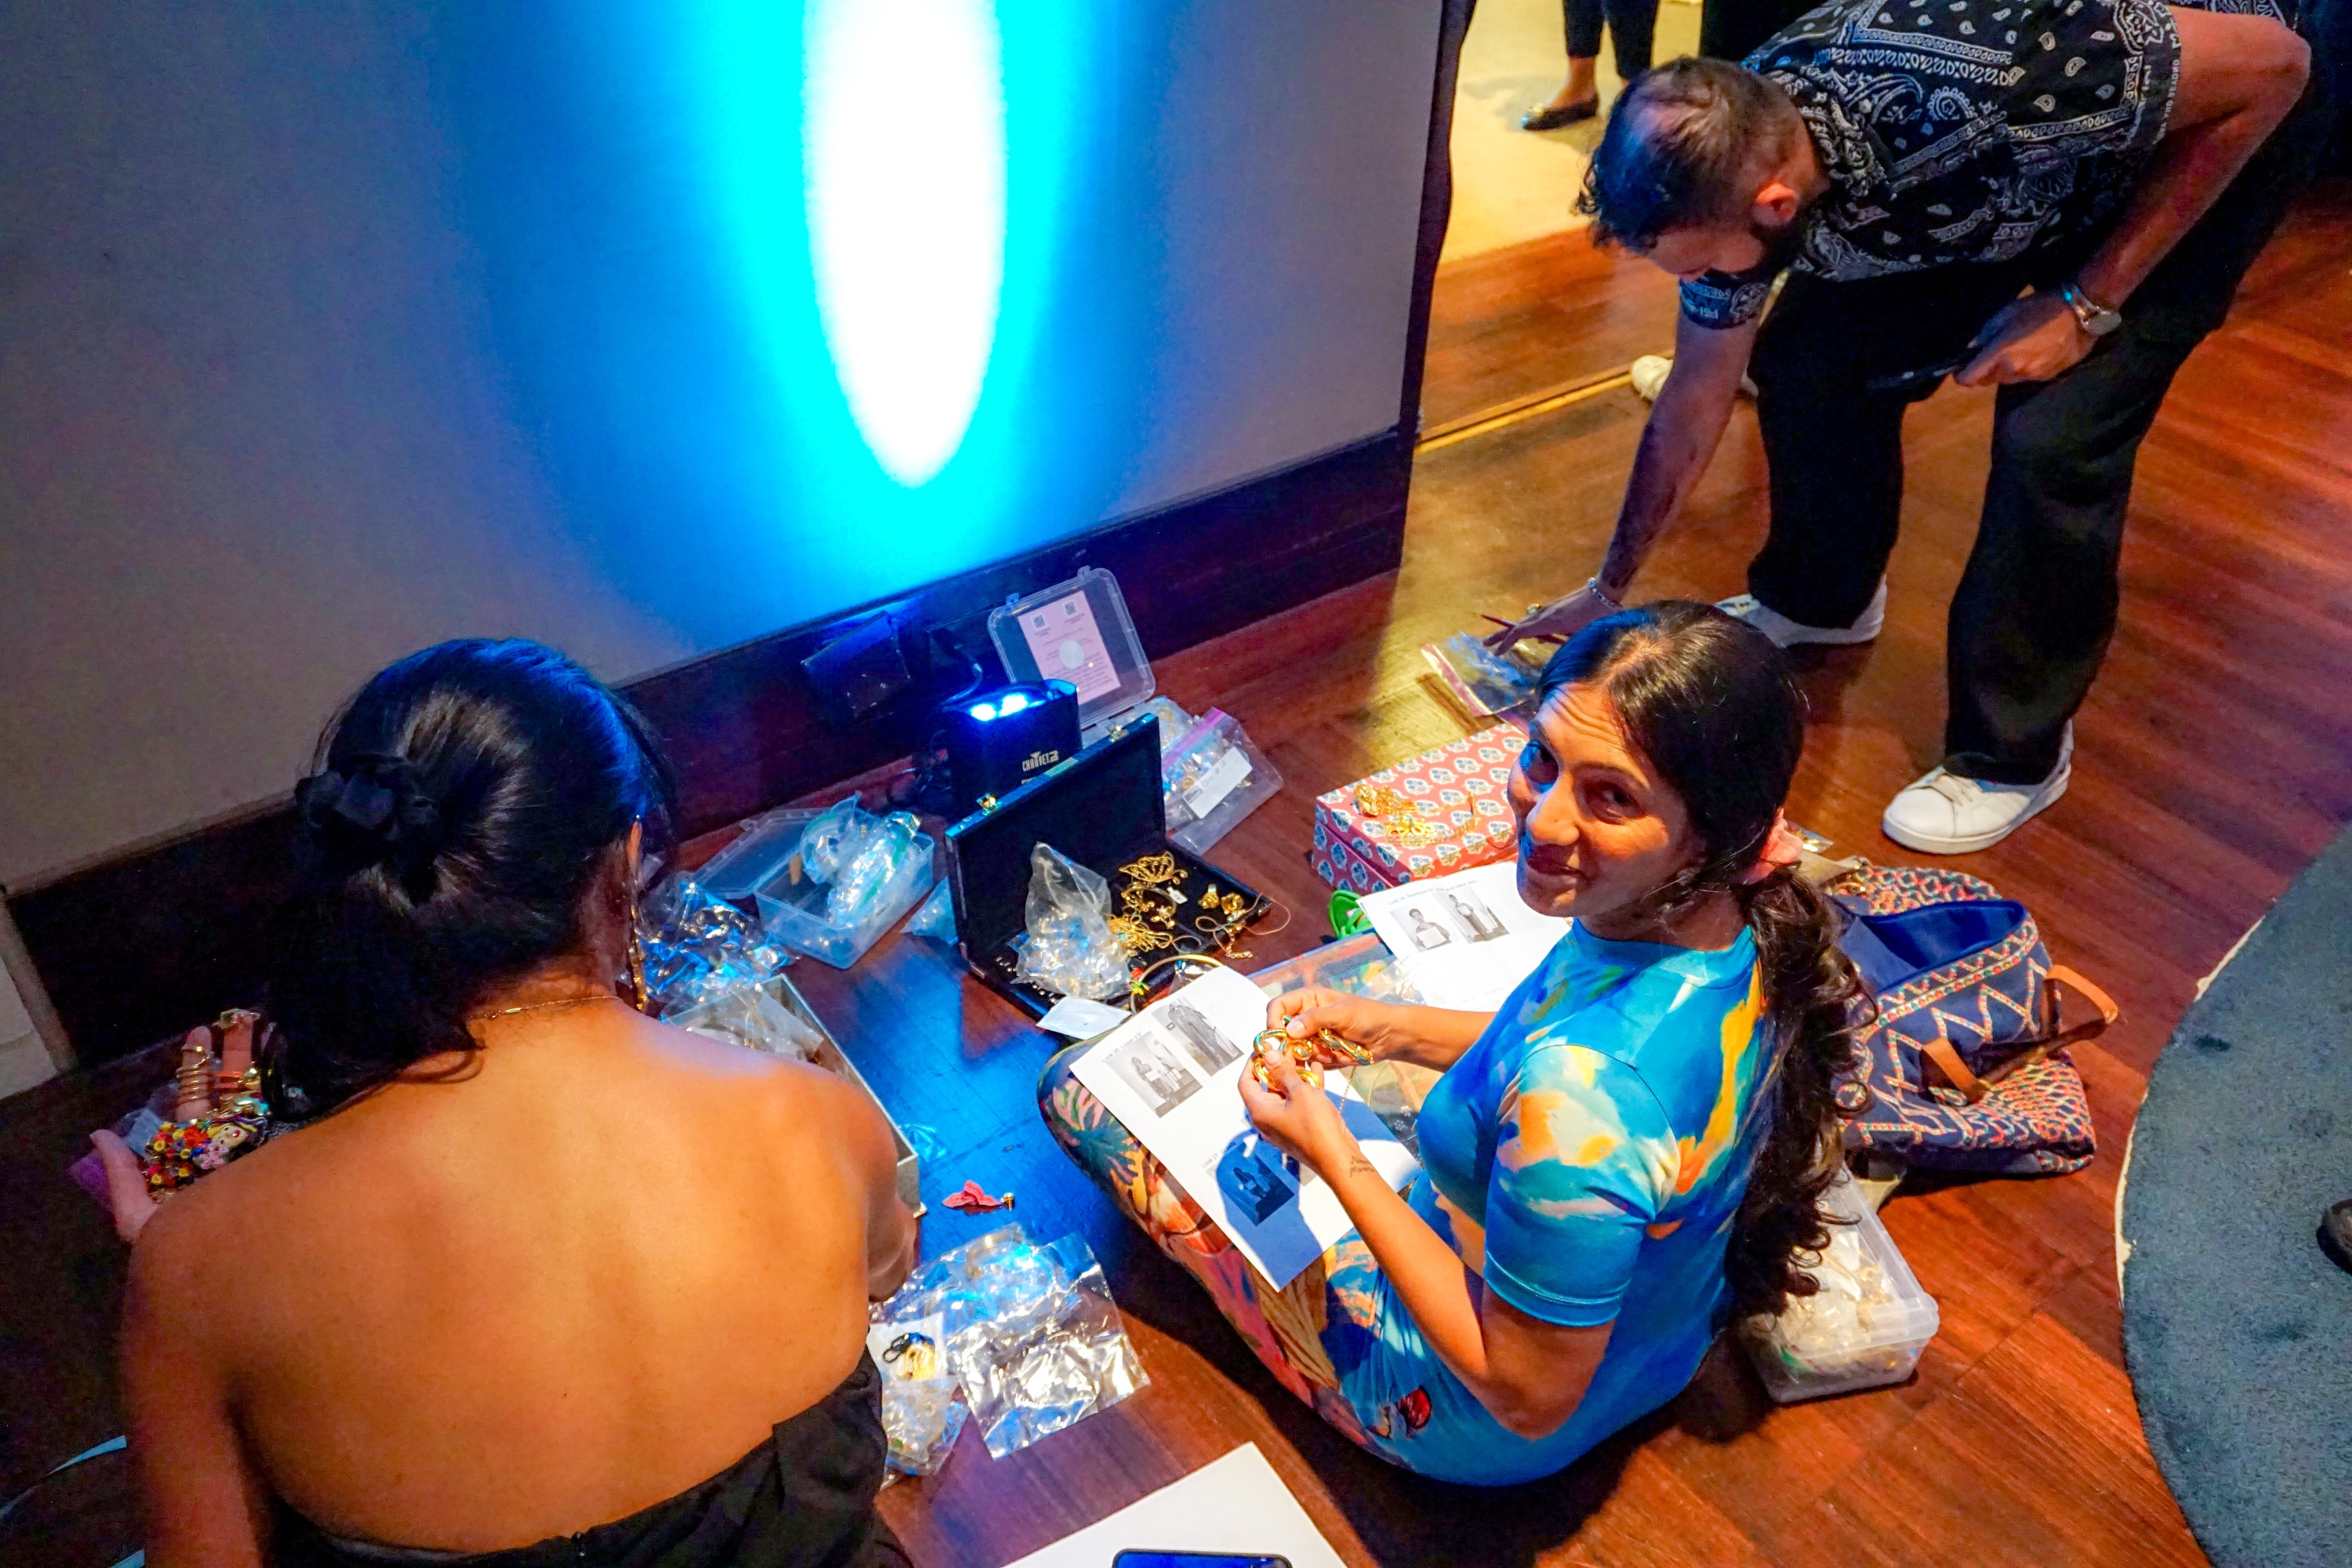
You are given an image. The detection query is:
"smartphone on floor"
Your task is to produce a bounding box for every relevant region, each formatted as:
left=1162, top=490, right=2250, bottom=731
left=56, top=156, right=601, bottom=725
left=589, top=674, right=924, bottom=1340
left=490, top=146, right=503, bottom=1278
left=1112, top=1554, right=1293, bottom=1568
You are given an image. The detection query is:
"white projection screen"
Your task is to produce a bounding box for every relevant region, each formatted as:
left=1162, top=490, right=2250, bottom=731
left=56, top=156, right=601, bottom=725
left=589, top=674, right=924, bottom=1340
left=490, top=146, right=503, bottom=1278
left=0, top=1, right=1440, bottom=887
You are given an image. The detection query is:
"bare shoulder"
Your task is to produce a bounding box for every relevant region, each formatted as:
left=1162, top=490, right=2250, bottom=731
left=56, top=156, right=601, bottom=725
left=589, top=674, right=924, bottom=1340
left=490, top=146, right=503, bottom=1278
left=125, top=1103, right=385, bottom=1312
left=636, top=1016, right=888, bottom=1147
left=122, top=1147, right=272, bottom=1336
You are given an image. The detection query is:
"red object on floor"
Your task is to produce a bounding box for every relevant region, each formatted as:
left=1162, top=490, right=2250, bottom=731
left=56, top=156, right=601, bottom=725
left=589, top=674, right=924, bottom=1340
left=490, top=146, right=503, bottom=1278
left=943, top=1179, right=1014, bottom=1214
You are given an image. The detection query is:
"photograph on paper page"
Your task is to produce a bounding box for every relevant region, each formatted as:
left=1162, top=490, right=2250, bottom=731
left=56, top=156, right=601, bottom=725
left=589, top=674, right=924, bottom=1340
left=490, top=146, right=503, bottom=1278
left=1361, top=860, right=1567, bottom=1011
left=1161, top=1000, right=1245, bottom=1073
left=1216, top=1134, right=1300, bottom=1226
left=1100, top=1028, right=1203, bottom=1118
left=1069, top=963, right=1420, bottom=1288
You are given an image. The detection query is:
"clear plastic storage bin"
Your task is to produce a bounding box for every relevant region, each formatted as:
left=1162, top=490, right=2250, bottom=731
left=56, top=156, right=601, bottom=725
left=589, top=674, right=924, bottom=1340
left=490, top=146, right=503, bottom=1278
left=988, top=568, right=1154, bottom=739
left=1741, top=1171, right=1940, bottom=1403
left=749, top=802, right=938, bottom=969
left=688, top=805, right=823, bottom=903
left=1248, top=931, right=1426, bottom=1006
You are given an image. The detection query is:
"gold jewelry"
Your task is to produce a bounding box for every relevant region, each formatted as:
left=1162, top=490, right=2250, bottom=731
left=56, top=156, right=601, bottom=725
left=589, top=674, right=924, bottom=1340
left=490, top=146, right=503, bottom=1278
left=1127, top=953, right=1231, bottom=1011
left=626, top=927, right=651, bottom=1012
left=473, top=992, right=619, bottom=1023
left=1108, top=914, right=1176, bottom=956
left=172, top=1033, right=214, bottom=1120
left=1374, top=815, right=1449, bottom=847
left=1353, top=783, right=1446, bottom=844
left=622, top=872, right=652, bottom=1011
left=1249, top=1026, right=1370, bottom=1091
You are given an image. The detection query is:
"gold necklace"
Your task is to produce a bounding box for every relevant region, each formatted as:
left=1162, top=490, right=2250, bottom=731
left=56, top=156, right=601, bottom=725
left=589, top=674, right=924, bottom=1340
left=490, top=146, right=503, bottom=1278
left=472, top=992, right=619, bottom=1023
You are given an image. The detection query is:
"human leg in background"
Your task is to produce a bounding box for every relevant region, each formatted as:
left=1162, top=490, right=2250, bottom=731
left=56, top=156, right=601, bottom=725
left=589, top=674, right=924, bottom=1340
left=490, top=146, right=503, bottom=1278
left=1526, top=0, right=1603, bottom=128
left=1904, top=82, right=2332, bottom=851
left=1737, top=267, right=2023, bottom=638
left=1602, top=0, right=1660, bottom=83
left=1036, top=1049, right=1419, bottom=1461
left=1528, top=0, right=1661, bottom=128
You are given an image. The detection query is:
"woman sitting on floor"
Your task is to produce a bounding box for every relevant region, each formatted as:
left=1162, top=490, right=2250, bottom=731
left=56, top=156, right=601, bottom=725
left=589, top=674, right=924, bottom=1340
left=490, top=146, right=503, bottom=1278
left=1041, top=602, right=1867, bottom=1486
left=92, top=639, right=916, bottom=1566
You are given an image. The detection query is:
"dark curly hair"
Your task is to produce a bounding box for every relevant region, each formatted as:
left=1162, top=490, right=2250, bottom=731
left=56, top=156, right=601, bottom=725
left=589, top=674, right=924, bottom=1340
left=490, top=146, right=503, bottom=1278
left=1537, top=602, right=1867, bottom=1320
left=262, top=639, right=675, bottom=1118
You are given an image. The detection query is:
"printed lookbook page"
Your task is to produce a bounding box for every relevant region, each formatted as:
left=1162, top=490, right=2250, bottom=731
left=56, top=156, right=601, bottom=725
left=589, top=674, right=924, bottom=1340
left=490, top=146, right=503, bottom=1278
left=1360, top=859, right=1566, bottom=1011
left=1069, top=964, right=1418, bottom=1289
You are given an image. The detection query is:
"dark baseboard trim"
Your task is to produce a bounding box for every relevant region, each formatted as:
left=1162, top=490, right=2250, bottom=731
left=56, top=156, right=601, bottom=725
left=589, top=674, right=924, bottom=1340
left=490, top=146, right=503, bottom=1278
left=9, top=431, right=1411, bottom=1065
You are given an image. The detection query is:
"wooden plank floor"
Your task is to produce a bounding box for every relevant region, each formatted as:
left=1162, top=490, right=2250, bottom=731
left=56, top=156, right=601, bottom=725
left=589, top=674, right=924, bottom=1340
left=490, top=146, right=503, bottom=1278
left=4, top=183, right=2347, bottom=1566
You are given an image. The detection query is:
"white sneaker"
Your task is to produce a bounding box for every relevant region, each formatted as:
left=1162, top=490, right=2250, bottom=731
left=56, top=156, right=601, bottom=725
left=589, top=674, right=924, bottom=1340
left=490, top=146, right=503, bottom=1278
left=1881, top=728, right=2073, bottom=855
left=1717, top=580, right=1886, bottom=647
left=1628, top=354, right=1759, bottom=401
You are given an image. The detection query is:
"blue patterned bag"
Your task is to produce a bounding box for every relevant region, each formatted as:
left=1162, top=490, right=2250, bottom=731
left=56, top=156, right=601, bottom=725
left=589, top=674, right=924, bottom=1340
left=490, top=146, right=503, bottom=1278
left=1831, top=865, right=2114, bottom=1176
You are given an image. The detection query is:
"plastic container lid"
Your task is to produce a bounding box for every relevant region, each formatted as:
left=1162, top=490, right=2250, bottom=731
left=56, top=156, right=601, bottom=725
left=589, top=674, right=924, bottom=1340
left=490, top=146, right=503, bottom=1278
left=988, top=568, right=1154, bottom=733
left=689, top=806, right=824, bottom=904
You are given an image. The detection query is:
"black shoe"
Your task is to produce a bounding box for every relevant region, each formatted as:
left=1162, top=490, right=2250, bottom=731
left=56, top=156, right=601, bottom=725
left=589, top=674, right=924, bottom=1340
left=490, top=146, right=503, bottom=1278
left=1522, top=99, right=1599, bottom=131
left=2322, top=1199, right=2352, bottom=1274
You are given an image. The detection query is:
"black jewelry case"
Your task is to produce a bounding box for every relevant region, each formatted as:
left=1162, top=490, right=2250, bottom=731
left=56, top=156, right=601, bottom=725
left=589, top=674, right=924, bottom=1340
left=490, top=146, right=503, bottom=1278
left=944, top=715, right=1261, bottom=1017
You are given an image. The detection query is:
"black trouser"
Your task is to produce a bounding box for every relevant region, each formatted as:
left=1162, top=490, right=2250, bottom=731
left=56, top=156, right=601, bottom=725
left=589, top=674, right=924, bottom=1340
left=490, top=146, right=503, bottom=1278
left=1564, top=0, right=1657, bottom=83
left=1746, top=89, right=2327, bottom=785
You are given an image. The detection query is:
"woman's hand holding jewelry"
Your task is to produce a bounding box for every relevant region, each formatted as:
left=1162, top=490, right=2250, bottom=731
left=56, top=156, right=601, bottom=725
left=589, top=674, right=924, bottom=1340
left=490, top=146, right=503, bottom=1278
left=1266, top=989, right=1491, bottom=1074
left=1265, top=987, right=1399, bottom=1069
left=1238, top=1051, right=1356, bottom=1178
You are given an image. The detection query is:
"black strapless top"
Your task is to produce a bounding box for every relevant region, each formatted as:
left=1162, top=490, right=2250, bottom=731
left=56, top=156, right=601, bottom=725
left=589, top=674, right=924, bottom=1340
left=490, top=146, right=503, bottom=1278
left=277, top=1354, right=907, bottom=1568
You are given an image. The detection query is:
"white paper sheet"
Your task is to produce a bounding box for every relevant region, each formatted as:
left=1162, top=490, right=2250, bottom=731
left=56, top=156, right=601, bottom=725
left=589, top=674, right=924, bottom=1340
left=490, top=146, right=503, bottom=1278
left=1039, top=995, right=1134, bottom=1040
left=998, top=1442, right=1347, bottom=1568
left=1068, top=964, right=1418, bottom=1290
left=1359, top=859, right=1566, bottom=1011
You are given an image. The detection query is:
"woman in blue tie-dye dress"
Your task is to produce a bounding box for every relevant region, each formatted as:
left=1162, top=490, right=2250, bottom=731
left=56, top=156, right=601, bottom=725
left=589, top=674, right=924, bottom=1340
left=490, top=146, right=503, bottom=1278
left=1040, top=602, right=1872, bottom=1484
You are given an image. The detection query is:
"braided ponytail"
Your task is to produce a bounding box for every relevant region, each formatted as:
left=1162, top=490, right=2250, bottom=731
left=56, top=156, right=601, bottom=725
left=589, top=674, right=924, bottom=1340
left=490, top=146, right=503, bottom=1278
left=1537, top=603, right=1868, bottom=1322
left=1724, top=868, right=1866, bottom=1317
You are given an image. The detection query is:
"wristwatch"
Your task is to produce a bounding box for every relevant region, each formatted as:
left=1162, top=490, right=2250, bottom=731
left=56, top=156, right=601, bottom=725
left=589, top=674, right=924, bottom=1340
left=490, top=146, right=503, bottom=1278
left=2058, top=281, right=2123, bottom=338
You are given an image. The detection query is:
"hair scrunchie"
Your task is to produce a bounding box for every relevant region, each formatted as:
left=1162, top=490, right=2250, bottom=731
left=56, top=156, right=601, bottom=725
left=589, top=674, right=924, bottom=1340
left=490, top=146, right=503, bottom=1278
left=294, top=755, right=444, bottom=883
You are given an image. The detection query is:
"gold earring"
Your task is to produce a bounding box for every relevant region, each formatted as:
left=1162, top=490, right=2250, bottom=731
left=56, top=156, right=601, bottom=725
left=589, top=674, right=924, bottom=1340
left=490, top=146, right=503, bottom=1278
left=626, top=893, right=651, bottom=1012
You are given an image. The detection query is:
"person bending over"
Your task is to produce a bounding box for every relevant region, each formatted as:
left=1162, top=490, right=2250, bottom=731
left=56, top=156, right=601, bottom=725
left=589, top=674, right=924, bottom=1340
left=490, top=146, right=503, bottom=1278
left=1042, top=604, right=1867, bottom=1484
left=92, top=640, right=916, bottom=1566
left=1489, top=0, right=2316, bottom=855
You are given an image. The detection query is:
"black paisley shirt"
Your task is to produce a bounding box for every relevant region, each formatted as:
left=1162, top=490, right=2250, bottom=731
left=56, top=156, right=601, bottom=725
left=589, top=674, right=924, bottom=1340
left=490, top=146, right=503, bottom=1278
left=1679, top=0, right=2293, bottom=326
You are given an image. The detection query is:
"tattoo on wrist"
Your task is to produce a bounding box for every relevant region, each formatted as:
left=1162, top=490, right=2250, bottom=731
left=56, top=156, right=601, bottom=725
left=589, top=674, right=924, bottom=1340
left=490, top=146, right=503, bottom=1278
left=1345, top=1154, right=1378, bottom=1181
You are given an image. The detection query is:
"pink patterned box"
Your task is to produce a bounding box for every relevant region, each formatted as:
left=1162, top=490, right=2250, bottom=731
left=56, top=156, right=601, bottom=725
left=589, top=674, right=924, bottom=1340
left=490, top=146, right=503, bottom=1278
left=1311, top=718, right=1529, bottom=892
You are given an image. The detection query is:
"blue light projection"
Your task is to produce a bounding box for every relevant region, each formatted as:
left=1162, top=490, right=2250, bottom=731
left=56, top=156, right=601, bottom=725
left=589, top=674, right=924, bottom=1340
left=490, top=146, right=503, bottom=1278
left=802, top=0, right=1005, bottom=485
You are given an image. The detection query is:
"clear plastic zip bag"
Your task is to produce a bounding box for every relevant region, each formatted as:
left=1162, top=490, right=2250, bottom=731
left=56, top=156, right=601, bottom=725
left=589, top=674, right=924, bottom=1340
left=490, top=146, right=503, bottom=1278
left=1012, top=844, right=1133, bottom=1002
left=1160, top=708, right=1282, bottom=856
left=870, top=1224, right=1147, bottom=1460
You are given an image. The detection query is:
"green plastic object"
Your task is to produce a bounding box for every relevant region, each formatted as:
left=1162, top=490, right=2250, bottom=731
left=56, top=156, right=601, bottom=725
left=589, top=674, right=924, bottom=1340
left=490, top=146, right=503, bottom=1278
left=1328, top=890, right=1370, bottom=938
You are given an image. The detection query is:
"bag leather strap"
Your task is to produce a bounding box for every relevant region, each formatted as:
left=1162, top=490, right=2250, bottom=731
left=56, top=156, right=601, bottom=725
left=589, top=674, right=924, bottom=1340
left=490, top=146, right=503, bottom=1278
left=1923, top=964, right=2120, bottom=1103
